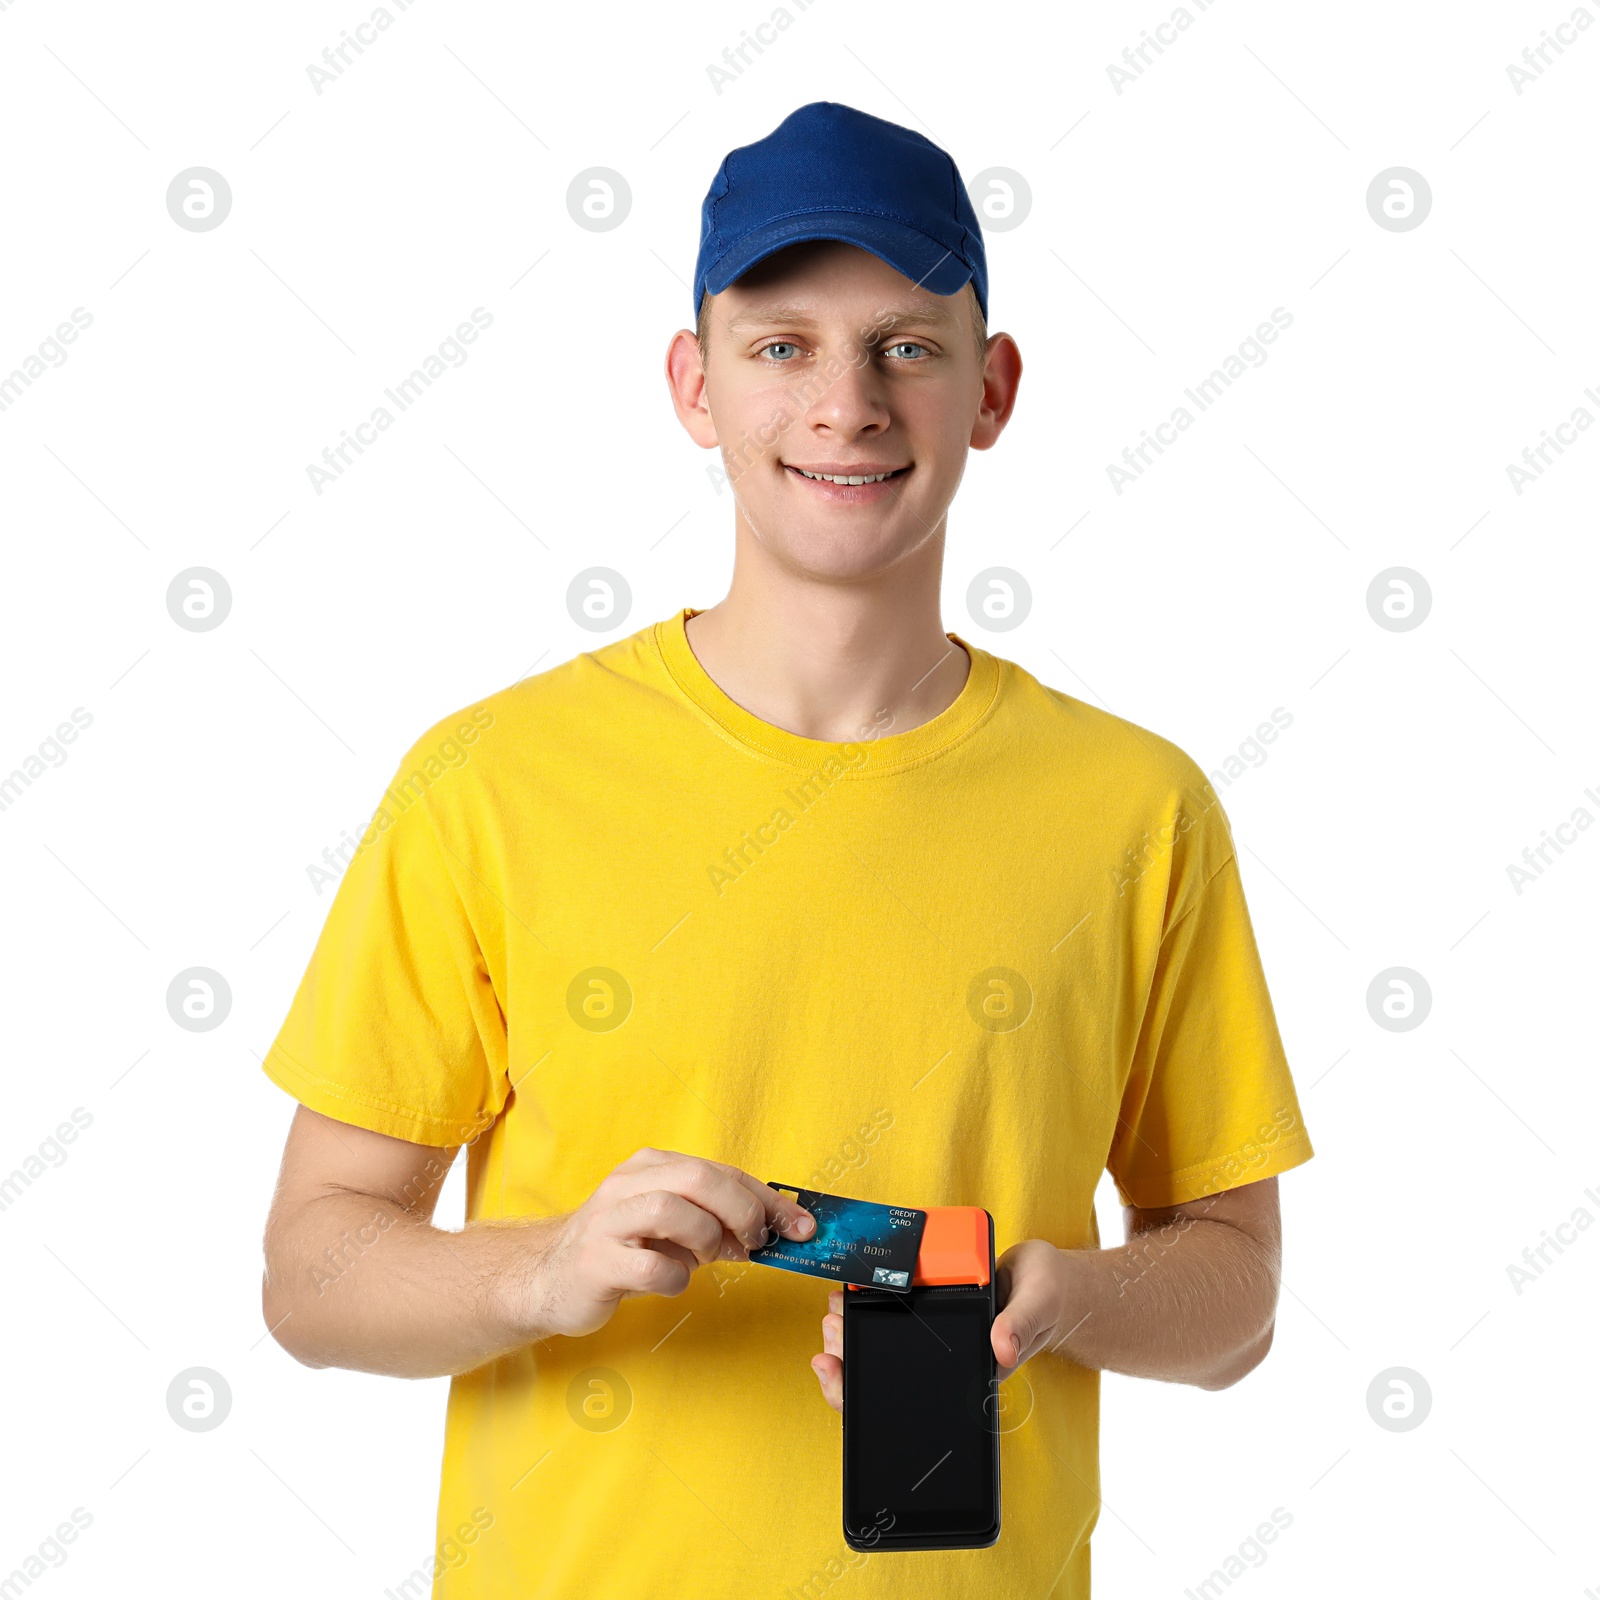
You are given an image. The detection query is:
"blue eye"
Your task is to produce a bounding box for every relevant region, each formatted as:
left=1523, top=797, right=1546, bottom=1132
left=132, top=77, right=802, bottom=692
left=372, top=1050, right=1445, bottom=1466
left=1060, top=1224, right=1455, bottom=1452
left=762, top=342, right=800, bottom=361
left=886, top=342, right=929, bottom=359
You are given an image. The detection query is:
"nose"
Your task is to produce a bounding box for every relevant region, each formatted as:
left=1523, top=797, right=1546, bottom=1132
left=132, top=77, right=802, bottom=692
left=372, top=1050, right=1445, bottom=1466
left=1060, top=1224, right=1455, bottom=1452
left=801, top=349, right=889, bottom=441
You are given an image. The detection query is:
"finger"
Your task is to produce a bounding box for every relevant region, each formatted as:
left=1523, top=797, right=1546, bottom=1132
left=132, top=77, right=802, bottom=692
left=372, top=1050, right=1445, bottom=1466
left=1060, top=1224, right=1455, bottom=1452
left=991, top=1290, right=1051, bottom=1371
left=685, top=1155, right=817, bottom=1242
left=994, top=1259, right=1015, bottom=1311
left=642, top=1238, right=701, bottom=1273
left=991, top=1319, right=1019, bottom=1369
left=611, top=1240, right=693, bottom=1299
left=811, top=1352, right=843, bottom=1413
left=607, top=1152, right=815, bottom=1247
left=827, top=1289, right=843, bottom=1317
left=821, top=1310, right=842, bottom=1361
left=713, top=1165, right=817, bottom=1241
left=611, top=1146, right=676, bottom=1174
left=991, top=1241, right=1067, bottom=1372
left=712, top=1223, right=775, bottom=1264
left=608, top=1189, right=725, bottom=1265
left=657, top=1158, right=813, bottom=1250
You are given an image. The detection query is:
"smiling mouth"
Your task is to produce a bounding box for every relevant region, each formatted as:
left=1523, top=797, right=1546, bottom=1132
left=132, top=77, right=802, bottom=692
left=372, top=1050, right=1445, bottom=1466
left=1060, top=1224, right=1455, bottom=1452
left=784, top=465, right=911, bottom=486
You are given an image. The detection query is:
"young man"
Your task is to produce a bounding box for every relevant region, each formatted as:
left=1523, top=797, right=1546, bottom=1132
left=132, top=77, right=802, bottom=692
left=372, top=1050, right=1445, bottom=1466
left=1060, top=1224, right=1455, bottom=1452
left=261, top=102, right=1314, bottom=1597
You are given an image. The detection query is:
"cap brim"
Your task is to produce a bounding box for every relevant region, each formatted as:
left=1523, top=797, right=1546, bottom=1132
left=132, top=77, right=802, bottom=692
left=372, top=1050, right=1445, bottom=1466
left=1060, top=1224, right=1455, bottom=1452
left=702, top=210, right=975, bottom=303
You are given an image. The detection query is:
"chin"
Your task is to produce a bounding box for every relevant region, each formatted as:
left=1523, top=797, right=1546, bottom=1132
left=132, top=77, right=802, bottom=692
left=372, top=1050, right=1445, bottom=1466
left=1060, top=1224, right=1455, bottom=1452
left=744, top=500, right=933, bottom=565
left=780, top=535, right=927, bottom=583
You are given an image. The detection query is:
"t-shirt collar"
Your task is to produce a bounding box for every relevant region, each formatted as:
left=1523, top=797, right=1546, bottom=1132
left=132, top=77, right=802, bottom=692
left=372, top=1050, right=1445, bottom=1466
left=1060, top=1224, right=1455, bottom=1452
left=654, top=606, right=1001, bottom=775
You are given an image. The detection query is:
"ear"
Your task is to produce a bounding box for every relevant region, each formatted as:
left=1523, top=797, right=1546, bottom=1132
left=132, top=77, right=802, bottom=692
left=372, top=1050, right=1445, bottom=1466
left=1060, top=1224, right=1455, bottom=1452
left=969, top=332, right=1023, bottom=451
left=665, top=328, right=720, bottom=449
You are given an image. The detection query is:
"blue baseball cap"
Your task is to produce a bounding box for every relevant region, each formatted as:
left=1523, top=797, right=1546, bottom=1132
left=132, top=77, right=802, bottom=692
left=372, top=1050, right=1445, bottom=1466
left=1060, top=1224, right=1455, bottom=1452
left=692, top=101, right=988, bottom=326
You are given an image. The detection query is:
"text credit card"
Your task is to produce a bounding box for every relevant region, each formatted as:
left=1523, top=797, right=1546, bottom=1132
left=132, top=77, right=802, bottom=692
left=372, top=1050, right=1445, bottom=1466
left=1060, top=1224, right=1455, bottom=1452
left=749, top=1183, right=926, bottom=1291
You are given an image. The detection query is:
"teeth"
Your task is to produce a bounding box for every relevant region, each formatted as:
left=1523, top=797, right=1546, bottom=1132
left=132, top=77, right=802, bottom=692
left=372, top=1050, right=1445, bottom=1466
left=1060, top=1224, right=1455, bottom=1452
left=795, top=468, right=898, bottom=484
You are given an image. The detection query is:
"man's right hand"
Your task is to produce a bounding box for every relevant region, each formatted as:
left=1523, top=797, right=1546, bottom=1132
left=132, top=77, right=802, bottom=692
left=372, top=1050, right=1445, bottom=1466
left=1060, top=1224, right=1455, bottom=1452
left=510, top=1147, right=816, bottom=1339
left=262, top=1110, right=815, bottom=1379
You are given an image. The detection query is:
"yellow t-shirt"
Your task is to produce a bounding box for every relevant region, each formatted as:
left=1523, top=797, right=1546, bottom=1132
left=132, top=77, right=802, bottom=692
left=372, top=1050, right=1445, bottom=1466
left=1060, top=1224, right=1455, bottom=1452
left=264, top=606, right=1313, bottom=1599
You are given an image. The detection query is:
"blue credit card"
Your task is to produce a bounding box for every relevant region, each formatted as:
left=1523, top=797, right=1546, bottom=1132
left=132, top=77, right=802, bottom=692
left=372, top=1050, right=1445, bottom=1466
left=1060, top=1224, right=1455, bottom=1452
left=750, top=1183, right=926, bottom=1291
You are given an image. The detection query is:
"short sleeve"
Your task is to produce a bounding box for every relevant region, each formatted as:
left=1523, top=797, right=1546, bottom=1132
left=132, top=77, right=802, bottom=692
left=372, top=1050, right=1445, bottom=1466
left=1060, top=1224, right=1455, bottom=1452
left=262, top=771, right=508, bottom=1148
left=1107, top=851, right=1314, bottom=1207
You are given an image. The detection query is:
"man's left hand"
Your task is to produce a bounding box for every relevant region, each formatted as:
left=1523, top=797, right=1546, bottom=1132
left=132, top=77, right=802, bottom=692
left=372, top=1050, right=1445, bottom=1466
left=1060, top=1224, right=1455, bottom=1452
left=809, top=1239, right=1069, bottom=1413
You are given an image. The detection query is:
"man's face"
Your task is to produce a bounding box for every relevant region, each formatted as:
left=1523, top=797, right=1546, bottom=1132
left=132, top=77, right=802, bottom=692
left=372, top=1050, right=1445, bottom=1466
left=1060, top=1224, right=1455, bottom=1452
left=683, top=241, right=1011, bottom=582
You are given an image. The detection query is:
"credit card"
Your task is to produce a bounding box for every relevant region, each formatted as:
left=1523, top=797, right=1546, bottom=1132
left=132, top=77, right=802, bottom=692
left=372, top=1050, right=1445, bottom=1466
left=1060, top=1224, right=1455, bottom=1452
left=750, top=1183, right=926, bottom=1291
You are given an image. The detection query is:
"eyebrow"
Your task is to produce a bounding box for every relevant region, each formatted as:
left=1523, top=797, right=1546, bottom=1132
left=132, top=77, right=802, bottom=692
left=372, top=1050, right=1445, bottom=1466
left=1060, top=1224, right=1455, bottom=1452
left=722, top=303, right=959, bottom=338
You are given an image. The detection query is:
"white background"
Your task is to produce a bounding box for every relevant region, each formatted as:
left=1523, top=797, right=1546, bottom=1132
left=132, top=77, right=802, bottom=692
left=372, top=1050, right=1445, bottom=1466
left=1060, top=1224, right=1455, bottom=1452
left=2, top=0, right=1596, bottom=1594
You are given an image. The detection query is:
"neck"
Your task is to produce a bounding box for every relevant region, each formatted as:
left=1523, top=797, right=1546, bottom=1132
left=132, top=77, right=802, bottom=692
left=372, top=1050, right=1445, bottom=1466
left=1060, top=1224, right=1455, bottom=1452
left=684, top=518, right=970, bottom=745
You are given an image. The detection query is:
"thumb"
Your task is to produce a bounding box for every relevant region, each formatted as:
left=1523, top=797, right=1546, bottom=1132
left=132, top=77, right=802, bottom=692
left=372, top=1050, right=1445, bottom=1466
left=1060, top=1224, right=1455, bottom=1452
left=991, top=1311, right=1029, bottom=1370
left=991, top=1245, right=1065, bottom=1370
left=992, top=1292, right=1046, bottom=1370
